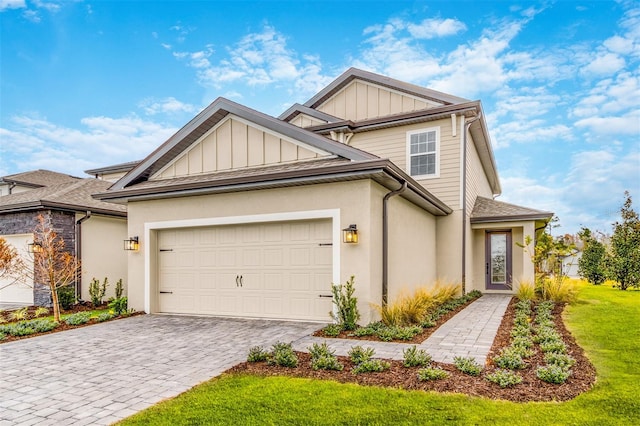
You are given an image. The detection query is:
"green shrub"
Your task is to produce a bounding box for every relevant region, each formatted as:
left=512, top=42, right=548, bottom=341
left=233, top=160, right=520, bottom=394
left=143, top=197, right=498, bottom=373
left=536, top=365, right=571, bottom=384
left=515, top=299, right=532, bottom=313
left=247, top=346, right=269, bottom=362
left=417, top=366, right=449, bottom=381
left=420, top=317, right=436, bottom=328
left=486, top=369, right=523, bottom=388
left=330, top=276, right=360, bottom=331
left=89, top=277, right=108, bottom=307
left=511, top=336, right=533, bottom=350
left=375, top=325, right=422, bottom=342
left=493, top=348, right=526, bottom=370
left=2, top=322, right=35, bottom=336
left=352, top=323, right=381, bottom=337
left=322, top=323, right=342, bottom=337
left=0, top=332, right=5, bottom=340
left=509, top=343, right=534, bottom=359
left=544, top=353, right=576, bottom=369
left=29, top=318, right=58, bottom=332
left=308, top=342, right=335, bottom=359
left=311, top=355, right=344, bottom=371
left=115, top=278, right=124, bottom=298
left=453, top=356, right=483, bottom=376
left=540, top=340, right=567, bottom=354
left=348, top=345, right=375, bottom=364
left=267, top=342, right=298, bottom=368
left=533, top=328, right=561, bottom=344
left=351, top=359, right=390, bottom=374
left=64, top=312, right=91, bottom=326
left=108, top=297, right=128, bottom=316
left=511, top=324, right=533, bottom=339
left=96, top=312, right=116, bottom=323
left=57, top=285, right=76, bottom=310
left=402, top=346, right=432, bottom=367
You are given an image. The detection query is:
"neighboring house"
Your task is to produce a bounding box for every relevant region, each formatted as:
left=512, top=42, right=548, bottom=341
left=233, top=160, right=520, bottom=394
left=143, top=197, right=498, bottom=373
left=0, top=171, right=128, bottom=306
left=0, top=169, right=80, bottom=196
left=85, top=160, right=141, bottom=183
left=95, top=68, right=552, bottom=322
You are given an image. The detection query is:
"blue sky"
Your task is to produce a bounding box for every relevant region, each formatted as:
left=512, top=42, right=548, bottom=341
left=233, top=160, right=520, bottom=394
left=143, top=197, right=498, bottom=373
left=1, top=0, right=638, bottom=235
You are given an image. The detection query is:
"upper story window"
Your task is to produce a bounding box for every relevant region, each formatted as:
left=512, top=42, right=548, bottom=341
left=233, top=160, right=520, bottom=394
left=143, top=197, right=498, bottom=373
left=407, top=127, right=439, bottom=178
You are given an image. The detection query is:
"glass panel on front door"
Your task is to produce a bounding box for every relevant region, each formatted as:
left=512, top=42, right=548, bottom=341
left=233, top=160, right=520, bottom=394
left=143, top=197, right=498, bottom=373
left=486, top=231, right=512, bottom=290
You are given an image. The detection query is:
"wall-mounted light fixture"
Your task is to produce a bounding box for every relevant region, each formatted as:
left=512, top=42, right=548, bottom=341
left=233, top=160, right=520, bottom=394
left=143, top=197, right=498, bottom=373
left=342, top=224, right=359, bottom=244
left=124, top=236, right=139, bottom=251
left=28, top=242, right=43, bottom=253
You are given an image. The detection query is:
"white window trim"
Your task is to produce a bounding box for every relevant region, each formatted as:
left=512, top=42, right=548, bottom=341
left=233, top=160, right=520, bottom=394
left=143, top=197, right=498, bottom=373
left=406, top=126, right=440, bottom=179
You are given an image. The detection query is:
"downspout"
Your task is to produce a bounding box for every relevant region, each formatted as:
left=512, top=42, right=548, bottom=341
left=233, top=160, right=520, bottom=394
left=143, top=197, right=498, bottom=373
left=75, top=211, right=92, bottom=301
left=382, top=181, right=407, bottom=306
left=8, top=182, right=16, bottom=194
left=461, top=112, right=482, bottom=295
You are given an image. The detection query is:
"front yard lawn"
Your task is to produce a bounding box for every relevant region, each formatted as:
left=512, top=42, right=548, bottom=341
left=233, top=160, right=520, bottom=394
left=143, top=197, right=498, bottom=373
left=119, top=282, right=639, bottom=425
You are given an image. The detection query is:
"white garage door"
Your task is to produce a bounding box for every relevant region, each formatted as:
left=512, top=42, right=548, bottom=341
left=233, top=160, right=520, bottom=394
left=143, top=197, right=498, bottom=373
left=0, top=234, right=34, bottom=305
left=157, top=219, right=334, bottom=321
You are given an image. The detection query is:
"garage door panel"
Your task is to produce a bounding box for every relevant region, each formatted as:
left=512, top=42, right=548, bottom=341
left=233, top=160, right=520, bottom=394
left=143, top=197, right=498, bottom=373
left=157, top=219, right=332, bottom=320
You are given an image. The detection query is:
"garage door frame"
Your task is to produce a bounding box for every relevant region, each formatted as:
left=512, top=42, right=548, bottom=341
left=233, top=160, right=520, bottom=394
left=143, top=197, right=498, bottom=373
left=143, top=209, right=341, bottom=315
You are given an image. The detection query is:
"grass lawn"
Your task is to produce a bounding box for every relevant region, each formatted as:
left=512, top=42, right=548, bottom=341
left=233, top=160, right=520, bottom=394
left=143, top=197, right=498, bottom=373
left=119, top=282, right=639, bottom=425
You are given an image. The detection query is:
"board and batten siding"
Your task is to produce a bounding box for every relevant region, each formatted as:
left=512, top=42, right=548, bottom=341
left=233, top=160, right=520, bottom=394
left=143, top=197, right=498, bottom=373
left=316, top=80, right=441, bottom=121
left=349, top=118, right=462, bottom=210
left=152, top=117, right=326, bottom=180
left=288, top=114, right=328, bottom=128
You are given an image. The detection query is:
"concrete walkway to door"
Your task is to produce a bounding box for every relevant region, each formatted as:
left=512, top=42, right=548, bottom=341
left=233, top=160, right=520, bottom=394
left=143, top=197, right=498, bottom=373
left=0, top=315, right=318, bottom=426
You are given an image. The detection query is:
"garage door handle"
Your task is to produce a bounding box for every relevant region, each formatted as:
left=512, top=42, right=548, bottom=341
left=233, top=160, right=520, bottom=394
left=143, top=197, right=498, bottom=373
left=160, top=291, right=173, bottom=294
left=240, top=275, right=243, bottom=287
left=160, top=249, right=173, bottom=252
left=236, top=275, right=239, bottom=287
left=318, top=294, right=333, bottom=298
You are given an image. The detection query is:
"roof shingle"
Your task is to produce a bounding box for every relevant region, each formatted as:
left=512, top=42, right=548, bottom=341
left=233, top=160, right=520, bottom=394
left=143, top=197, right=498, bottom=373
left=471, top=196, right=553, bottom=223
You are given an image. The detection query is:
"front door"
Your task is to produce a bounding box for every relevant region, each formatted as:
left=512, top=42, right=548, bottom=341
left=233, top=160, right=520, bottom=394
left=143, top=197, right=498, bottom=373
left=485, top=230, right=512, bottom=290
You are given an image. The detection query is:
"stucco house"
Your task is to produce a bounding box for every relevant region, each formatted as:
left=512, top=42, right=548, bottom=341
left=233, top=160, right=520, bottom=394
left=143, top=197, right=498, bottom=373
left=95, top=68, right=552, bottom=322
left=0, top=171, right=128, bottom=306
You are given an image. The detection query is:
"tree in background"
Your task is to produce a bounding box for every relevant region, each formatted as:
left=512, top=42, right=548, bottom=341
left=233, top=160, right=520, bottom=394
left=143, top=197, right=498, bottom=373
left=30, top=214, right=81, bottom=321
left=578, top=228, right=607, bottom=285
left=606, top=191, right=640, bottom=290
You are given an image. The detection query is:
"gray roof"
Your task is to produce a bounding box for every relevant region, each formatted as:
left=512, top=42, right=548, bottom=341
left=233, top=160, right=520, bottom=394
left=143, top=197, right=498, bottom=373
left=94, top=157, right=452, bottom=216
left=111, top=97, right=378, bottom=191
left=0, top=179, right=126, bottom=216
left=471, top=196, right=553, bottom=223
left=85, top=160, right=141, bottom=176
left=0, top=169, right=80, bottom=188
left=279, top=103, right=345, bottom=124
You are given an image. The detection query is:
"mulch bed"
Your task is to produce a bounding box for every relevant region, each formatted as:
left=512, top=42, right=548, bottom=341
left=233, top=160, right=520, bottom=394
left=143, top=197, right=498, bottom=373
left=312, top=294, right=480, bottom=344
left=0, top=302, right=143, bottom=344
left=228, top=298, right=597, bottom=402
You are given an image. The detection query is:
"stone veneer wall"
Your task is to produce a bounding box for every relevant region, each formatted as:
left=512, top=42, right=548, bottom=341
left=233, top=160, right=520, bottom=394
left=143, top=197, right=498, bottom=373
left=0, top=210, right=76, bottom=306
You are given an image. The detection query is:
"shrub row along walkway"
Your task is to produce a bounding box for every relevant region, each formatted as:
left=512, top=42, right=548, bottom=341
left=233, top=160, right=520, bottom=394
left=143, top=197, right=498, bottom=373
left=293, top=294, right=512, bottom=364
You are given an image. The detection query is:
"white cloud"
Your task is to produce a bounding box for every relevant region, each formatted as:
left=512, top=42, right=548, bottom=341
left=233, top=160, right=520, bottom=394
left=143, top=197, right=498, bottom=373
left=22, top=8, right=39, bottom=22
left=581, top=52, right=626, bottom=75
left=0, top=115, right=177, bottom=176
left=139, top=97, right=198, bottom=116
left=574, top=110, right=640, bottom=135
left=0, top=0, right=25, bottom=11
left=407, top=18, right=466, bottom=39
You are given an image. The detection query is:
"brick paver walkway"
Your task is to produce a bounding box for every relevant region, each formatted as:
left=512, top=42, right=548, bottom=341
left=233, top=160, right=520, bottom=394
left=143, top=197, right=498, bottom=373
left=0, top=294, right=511, bottom=425
left=293, top=294, right=512, bottom=365
left=0, top=315, right=318, bottom=426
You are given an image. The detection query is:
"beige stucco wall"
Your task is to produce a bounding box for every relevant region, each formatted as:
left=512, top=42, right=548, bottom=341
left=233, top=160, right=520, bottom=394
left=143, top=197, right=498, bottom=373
left=435, top=212, right=463, bottom=284
left=78, top=214, right=128, bottom=302
left=470, top=221, right=536, bottom=294
left=125, top=179, right=438, bottom=323
left=384, top=186, right=438, bottom=302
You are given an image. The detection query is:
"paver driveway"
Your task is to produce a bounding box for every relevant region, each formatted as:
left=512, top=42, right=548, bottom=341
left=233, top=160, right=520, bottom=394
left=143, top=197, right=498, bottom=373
left=0, top=315, right=318, bottom=425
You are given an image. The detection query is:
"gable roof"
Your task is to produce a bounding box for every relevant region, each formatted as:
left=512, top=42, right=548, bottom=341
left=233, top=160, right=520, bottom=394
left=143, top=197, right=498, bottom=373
left=0, top=169, right=80, bottom=189
left=279, top=103, right=343, bottom=125
left=471, top=196, right=553, bottom=223
left=298, top=67, right=470, bottom=113
left=84, top=160, right=141, bottom=177
left=111, top=97, right=378, bottom=191
left=0, top=179, right=126, bottom=216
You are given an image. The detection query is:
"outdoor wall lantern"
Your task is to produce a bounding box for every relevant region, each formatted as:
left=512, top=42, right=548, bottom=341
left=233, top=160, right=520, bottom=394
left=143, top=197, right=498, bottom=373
left=342, top=224, right=359, bottom=244
left=28, top=242, right=43, bottom=253
left=124, top=236, right=139, bottom=251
